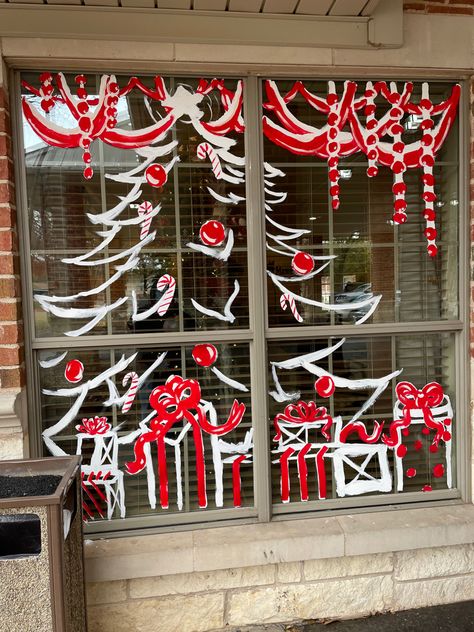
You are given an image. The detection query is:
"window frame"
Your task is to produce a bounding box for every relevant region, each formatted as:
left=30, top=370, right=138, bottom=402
left=11, top=69, right=471, bottom=536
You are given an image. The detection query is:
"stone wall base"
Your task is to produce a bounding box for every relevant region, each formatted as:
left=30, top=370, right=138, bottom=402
left=85, top=543, right=474, bottom=632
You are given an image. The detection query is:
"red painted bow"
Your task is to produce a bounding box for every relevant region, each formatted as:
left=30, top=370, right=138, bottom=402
left=126, top=375, right=245, bottom=509
left=273, top=401, right=333, bottom=442
left=383, top=381, right=447, bottom=447
left=76, top=415, right=111, bottom=435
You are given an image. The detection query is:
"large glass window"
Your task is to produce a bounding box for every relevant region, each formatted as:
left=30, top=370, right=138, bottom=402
left=18, top=72, right=463, bottom=533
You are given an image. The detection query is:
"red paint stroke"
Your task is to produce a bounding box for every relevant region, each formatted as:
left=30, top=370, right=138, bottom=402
left=316, top=445, right=329, bottom=500
left=263, top=80, right=460, bottom=253
left=126, top=375, right=245, bottom=510
left=279, top=447, right=295, bottom=503
left=274, top=401, right=332, bottom=442
left=314, top=376, right=335, bottom=399
left=157, top=434, right=169, bottom=509
left=232, top=455, right=247, bottom=508
left=297, top=443, right=312, bottom=502
left=339, top=420, right=384, bottom=444
left=192, top=343, right=218, bottom=368
left=65, top=359, right=84, bottom=383
left=383, top=381, right=447, bottom=449
left=422, top=485, right=433, bottom=492
left=200, top=220, right=226, bottom=247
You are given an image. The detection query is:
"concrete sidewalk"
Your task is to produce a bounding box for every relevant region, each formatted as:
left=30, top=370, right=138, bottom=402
left=237, top=600, right=474, bottom=631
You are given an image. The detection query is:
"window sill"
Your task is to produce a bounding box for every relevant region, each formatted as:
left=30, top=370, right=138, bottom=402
left=84, top=502, right=474, bottom=582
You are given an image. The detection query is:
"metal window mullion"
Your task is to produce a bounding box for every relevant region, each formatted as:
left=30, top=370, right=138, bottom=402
left=245, top=76, right=272, bottom=523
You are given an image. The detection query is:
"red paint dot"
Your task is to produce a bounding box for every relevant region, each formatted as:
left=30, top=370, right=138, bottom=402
left=315, top=376, right=335, bottom=398
left=443, top=431, right=451, bottom=442
left=429, top=444, right=439, bottom=454
left=422, top=427, right=430, bottom=435
left=65, top=359, right=84, bottom=383
left=396, top=444, right=407, bottom=458
left=83, top=166, right=93, bottom=180
left=406, top=468, right=416, bottom=478
left=367, top=166, right=378, bottom=178
left=424, top=227, right=437, bottom=241
left=145, top=164, right=167, bottom=188
left=424, top=209, right=436, bottom=221
left=422, top=485, right=433, bottom=492
left=433, top=463, right=445, bottom=478
left=427, top=244, right=438, bottom=257
left=392, top=182, right=407, bottom=196
left=392, top=212, right=407, bottom=225
left=199, top=220, right=225, bottom=247
left=444, top=418, right=451, bottom=426
left=192, top=343, right=218, bottom=368
left=394, top=199, right=407, bottom=212
left=414, top=440, right=423, bottom=451
left=291, top=252, right=314, bottom=276
left=402, top=428, right=410, bottom=437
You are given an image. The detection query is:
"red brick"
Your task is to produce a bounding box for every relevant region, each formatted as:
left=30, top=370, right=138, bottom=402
left=0, top=230, right=15, bottom=252
left=0, top=367, right=25, bottom=388
left=427, top=4, right=473, bottom=12
left=0, top=323, right=23, bottom=344
left=0, top=159, right=14, bottom=182
left=0, top=207, right=15, bottom=229
left=0, top=110, right=10, bottom=136
left=404, top=2, right=426, bottom=10
left=448, top=0, right=474, bottom=4
left=0, top=90, right=7, bottom=110
left=0, top=183, right=15, bottom=205
left=0, top=301, right=21, bottom=322
left=0, top=136, right=12, bottom=161
left=0, top=278, right=21, bottom=300
left=0, top=346, right=22, bottom=366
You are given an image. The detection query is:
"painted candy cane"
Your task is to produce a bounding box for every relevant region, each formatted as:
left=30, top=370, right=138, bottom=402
left=197, top=142, right=222, bottom=179
left=138, top=201, right=153, bottom=240
left=156, top=274, right=176, bottom=316
left=122, top=372, right=139, bottom=414
left=280, top=293, right=303, bottom=323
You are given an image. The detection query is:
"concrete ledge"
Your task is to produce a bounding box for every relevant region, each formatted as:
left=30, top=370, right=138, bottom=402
left=84, top=503, right=474, bottom=583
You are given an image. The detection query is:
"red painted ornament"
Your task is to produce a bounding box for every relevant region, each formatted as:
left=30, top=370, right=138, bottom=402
left=199, top=220, right=226, bottom=247
left=406, top=468, right=416, bottom=478
left=192, top=343, right=218, bottom=368
left=65, top=359, right=84, bottom=383
left=145, top=164, right=167, bottom=188
left=396, top=444, right=407, bottom=458
left=315, top=376, right=335, bottom=398
left=402, top=428, right=410, bottom=437
left=433, top=463, right=444, bottom=478
left=414, top=440, right=423, bottom=451
left=291, top=252, right=314, bottom=276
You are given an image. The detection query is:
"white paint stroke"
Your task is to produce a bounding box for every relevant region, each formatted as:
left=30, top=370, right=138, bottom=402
left=269, top=260, right=332, bottom=283
left=191, top=279, right=240, bottom=323
left=265, top=214, right=310, bottom=236
left=211, top=366, right=248, bottom=392
left=273, top=339, right=346, bottom=371
left=38, top=351, right=68, bottom=369
left=86, top=182, right=142, bottom=224
left=268, top=271, right=382, bottom=325
left=264, top=162, right=285, bottom=178
left=215, top=149, right=245, bottom=166
left=61, top=225, right=121, bottom=264
left=269, top=364, right=301, bottom=403
left=35, top=254, right=139, bottom=303
left=225, top=165, right=245, bottom=178
left=218, top=428, right=253, bottom=453
left=264, top=189, right=287, bottom=204
left=66, top=231, right=156, bottom=266
left=301, top=361, right=401, bottom=424
left=186, top=228, right=234, bottom=262
left=206, top=187, right=245, bottom=204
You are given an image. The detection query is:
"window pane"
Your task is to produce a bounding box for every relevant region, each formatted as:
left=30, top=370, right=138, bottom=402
left=263, top=79, right=459, bottom=328
left=268, top=333, right=456, bottom=505
left=38, top=343, right=253, bottom=521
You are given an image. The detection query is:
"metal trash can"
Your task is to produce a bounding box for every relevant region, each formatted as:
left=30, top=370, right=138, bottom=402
left=0, top=456, right=86, bottom=632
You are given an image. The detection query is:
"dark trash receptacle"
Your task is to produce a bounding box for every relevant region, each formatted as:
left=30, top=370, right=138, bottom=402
left=0, top=456, right=87, bottom=632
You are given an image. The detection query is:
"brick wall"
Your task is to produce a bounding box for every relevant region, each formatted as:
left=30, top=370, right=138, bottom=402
left=85, top=544, right=474, bottom=631
left=0, top=84, right=24, bottom=392
left=404, top=1, right=474, bottom=14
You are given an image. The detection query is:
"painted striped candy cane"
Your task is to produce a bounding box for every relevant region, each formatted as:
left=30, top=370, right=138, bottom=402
left=280, top=293, right=303, bottom=323
left=197, top=142, right=223, bottom=179
left=138, top=201, right=154, bottom=240
left=122, top=372, right=139, bottom=414
left=156, top=274, right=176, bottom=316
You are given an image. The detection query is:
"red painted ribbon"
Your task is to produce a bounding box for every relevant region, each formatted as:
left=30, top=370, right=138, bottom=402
left=273, top=401, right=333, bottom=442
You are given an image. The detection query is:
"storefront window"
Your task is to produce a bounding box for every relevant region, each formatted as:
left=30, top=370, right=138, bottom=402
left=18, top=72, right=462, bottom=532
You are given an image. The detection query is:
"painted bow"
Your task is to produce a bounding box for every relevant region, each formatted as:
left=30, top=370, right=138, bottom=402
left=273, top=401, right=333, bottom=442
left=76, top=415, right=111, bottom=435
left=126, top=375, right=245, bottom=509
left=383, top=381, right=447, bottom=448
